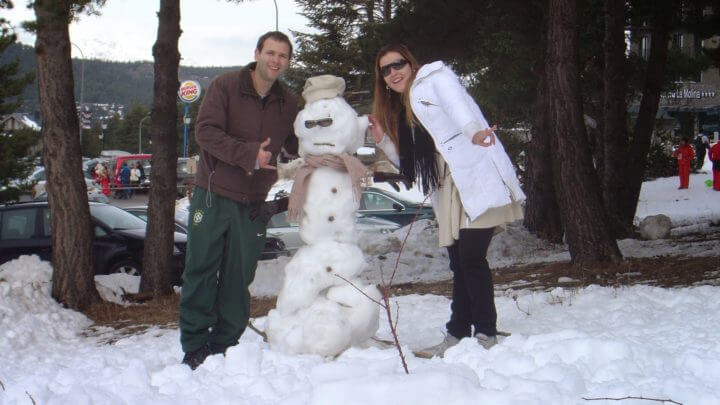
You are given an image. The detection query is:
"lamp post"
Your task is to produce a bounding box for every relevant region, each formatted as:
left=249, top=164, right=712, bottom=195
left=138, top=115, right=150, bottom=154
left=183, top=112, right=191, bottom=158
left=71, top=42, right=85, bottom=144
left=272, top=0, right=278, bottom=30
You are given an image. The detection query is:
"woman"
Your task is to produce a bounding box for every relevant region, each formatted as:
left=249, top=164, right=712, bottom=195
left=369, top=44, right=525, bottom=356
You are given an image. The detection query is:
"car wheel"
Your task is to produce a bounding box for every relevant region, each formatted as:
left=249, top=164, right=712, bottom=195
left=109, top=259, right=141, bottom=276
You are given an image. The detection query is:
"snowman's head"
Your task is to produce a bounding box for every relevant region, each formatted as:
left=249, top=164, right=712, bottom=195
left=294, top=75, right=368, bottom=157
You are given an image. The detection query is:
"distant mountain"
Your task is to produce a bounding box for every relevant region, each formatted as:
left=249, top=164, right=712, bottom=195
left=0, top=43, right=242, bottom=113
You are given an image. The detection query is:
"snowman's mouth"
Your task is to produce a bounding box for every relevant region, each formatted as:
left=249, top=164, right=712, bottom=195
left=313, top=142, right=335, bottom=147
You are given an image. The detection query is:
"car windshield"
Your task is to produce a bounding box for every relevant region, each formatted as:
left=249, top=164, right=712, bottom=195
left=90, top=204, right=148, bottom=230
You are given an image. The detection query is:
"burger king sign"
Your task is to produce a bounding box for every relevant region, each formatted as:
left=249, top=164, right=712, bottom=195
left=178, top=80, right=201, bottom=103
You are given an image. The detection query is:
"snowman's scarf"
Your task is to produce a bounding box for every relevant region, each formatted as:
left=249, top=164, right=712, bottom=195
left=288, top=154, right=370, bottom=222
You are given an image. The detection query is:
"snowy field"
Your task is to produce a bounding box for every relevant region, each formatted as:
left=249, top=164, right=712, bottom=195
left=1, top=171, right=720, bottom=404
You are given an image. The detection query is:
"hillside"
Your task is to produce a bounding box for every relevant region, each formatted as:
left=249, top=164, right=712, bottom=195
left=0, top=43, right=242, bottom=112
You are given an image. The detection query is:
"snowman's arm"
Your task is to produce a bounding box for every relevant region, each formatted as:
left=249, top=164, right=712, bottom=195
left=376, top=135, right=400, bottom=167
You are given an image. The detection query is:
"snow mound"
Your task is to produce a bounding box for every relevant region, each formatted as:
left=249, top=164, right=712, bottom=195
left=0, top=255, right=91, bottom=358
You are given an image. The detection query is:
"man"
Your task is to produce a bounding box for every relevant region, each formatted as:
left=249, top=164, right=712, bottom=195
left=179, top=31, right=298, bottom=369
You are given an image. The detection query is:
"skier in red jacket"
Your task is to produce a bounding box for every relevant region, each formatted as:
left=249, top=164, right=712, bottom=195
left=673, top=137, right=695, bottom=189
left=709, top=141, right=720, bottom=191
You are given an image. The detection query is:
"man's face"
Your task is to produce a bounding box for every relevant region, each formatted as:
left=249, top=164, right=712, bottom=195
left=254, top=38, right=291, bottom=84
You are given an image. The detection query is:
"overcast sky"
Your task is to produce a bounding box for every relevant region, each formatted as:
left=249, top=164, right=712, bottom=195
left=5, top=0, right=310, bottom=67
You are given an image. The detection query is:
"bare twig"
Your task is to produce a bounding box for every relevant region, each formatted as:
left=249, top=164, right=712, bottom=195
left=582, top=395, right=682, bottom=404
left=26, top=391, right=37, bottom=405
left=393, top=301, right=400, bottom=331
left=388, top=194, right=432, bottom=286
left=382, top=292, right=409, bottom=373
left=512, top=294, right=530, bottom=316
left=333, top=274, right=385, bottom=307
left=334, top=274, right=409, bottom=373
left=0, top=378, right=4, bottom=390
left=247, top=321, right=267, bottom=342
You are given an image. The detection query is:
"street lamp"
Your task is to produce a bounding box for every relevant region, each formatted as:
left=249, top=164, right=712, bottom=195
left=273, top=0, right=278, bottom=30
left=183, top=113, right=191, bottom=158
left=71, top=42, right=85, bottom=144
left=139, top=115, right=150, bottom=154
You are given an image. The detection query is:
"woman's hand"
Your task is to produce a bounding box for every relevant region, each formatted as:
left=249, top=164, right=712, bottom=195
left=367, top=114, right=385, bottom=143
left=472, top=125, right=497, bottom=147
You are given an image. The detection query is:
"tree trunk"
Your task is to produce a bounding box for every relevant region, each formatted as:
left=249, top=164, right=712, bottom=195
left=33, top=0, right=100, bottom=309
left=140, top=0, right=181, bottom=295
left=617, top=1, right=672, bottom=226
left=546, top=0, right=622, bottom=265
left=601, top=0, right=632, bottom=237
left=524, top=55, right=564, bottom=243
left=383, top=0, right=392, bottom=20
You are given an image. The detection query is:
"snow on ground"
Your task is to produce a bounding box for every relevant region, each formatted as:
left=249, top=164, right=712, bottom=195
left=1, top=173, right=720, bottom=404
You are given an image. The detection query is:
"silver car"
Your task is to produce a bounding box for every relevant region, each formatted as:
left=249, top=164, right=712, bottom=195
left=266, top=211, right=400, bottom=252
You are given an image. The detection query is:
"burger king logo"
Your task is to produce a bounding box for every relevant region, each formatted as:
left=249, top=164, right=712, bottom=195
left=178, top=80, right=201, bottom=103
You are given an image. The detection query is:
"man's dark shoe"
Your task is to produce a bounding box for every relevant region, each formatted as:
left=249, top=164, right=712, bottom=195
left=182, top=344, right=212, bottom=370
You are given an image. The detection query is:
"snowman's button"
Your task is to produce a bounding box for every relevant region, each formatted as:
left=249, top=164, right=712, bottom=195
left=326, top=266, right=332, bottom=273
left=328, top=215, right=335, bottom=222
left=331, top=187, right=337, bottom=194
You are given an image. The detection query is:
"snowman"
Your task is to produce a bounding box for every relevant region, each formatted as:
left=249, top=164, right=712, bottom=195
left=265, top=75, right=381, bottom=357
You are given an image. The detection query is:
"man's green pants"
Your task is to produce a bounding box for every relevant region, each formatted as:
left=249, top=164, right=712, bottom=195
left=179, top=187, right=267, bottom=353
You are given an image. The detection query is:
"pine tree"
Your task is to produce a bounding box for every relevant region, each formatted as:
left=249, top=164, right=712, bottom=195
left=32, top=0, right=106, bottom=310
left=140, top=0, right=181, bottom=296
left=292, top=0, right=393, bottom=109
left=0, top=6, right=37, bottom=201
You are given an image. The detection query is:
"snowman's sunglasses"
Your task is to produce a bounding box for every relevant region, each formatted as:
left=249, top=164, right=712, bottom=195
left=304, top=118, right=333, bottom=129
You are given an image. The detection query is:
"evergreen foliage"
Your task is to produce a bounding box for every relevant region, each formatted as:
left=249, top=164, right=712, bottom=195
left=0, top=5, right=37, bottom=202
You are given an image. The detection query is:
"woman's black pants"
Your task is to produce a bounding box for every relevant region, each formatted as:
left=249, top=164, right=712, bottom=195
left=445, top=227, right=497, bottom=338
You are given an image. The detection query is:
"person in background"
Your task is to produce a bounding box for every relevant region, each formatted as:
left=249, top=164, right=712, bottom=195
left=693, top=133, right=710, bottom=172
left=99, top=165, right=110, bottom=197
left=130, top=163, right=141, bottom=197
left=673, top=137, right=695, bottom=189
left=709, top=140, right=720, bottom=191
left=368, top=44, right=525, bottom=357
left=119, top=162, right=131, bottom=199
left=179, top=31, right=299, bottom=370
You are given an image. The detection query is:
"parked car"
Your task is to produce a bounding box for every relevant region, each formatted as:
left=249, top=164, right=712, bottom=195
left=107, top=154, right=152, bottom=193
left=0, top=201, right=187, bottom=284
left=29, top=167, right=99, bottom=199
left=164, top=202, right=290, bottom=260
left=266, top=211, right=400, bottom=253
left=123, top=206, right=189, bottom=234
left=358, top=187, right=435, bottom=226
left=108, top=155, right=196, bottom=197
left=33, top=189, right=110, bottom=204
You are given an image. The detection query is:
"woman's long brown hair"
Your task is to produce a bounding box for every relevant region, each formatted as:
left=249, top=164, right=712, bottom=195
left=371, top=44, right=420, bottom=150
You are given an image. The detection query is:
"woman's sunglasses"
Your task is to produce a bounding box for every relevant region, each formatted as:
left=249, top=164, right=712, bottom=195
left=304, top=118, right=333, bottom=129
left=380, top=59, right=408, bottom=77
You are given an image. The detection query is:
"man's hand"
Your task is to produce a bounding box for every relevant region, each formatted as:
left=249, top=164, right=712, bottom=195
left=249, top=197, right=289, bottom=224
left=368, top=114, right=385, bottom=143
left=257, top=138, right=276, bottom=170
left=472, top=125, right=497, bottom=147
